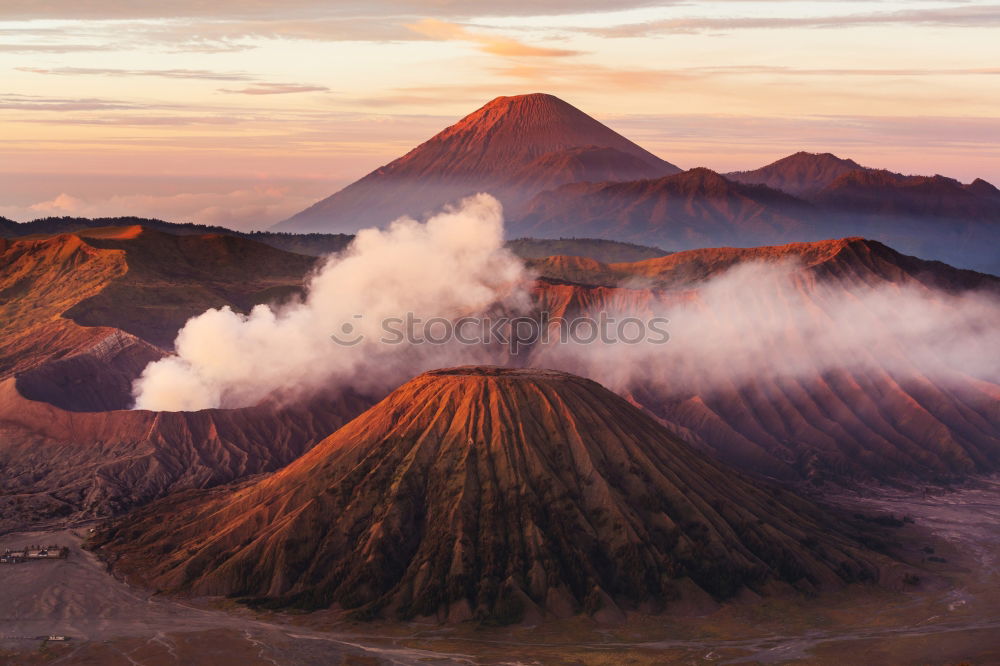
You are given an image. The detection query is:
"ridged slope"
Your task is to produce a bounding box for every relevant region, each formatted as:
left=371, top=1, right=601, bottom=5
left=95, top=367, right=886, bottom=624
left=0, top=377, right=371, bottom=531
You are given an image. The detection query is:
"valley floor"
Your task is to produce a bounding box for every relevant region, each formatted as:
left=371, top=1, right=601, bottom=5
left=3, top=478, right=1000, bottom=665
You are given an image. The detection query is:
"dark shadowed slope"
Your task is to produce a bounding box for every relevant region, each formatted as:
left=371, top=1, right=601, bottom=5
left=64, top=226, right=317, bottom=349
left=277, top=93, right=680, bottom=233
left=0, top=226, right=317, bottom=410
left=504, top=145, right=673, bottom=195
left=95, top=367, right=891, bottom=624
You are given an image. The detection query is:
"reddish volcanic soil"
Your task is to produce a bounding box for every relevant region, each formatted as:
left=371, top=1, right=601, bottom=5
left=0, top=226, right=316, bottom=410
left=277, top=93, right=680, bottom=233
left=93, top=367, right=895, bottom=624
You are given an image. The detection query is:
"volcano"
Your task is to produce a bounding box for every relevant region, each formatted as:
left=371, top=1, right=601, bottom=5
left=95, top=367, right=885, bottom=624
left=276, top=93, right=680, bottom=233
left=529, top=238, right=1000, bottom=481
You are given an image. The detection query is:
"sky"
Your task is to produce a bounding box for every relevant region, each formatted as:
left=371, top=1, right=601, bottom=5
left=1, top=0, right=998, bottom=230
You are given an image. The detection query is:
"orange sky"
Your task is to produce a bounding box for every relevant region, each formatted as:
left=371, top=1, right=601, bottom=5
left=2, top=1, right=998, bottom=229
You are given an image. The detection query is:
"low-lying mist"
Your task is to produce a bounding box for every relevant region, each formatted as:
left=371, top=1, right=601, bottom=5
left=133, top=196, right=1000, bottom=412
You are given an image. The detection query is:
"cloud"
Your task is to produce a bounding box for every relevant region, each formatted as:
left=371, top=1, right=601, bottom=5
left=16, top=67, right=329, bottom=96
left=684, top=65, right=1000, bottom=78
left=491, top=61, right=686, bottom=89
left=589, top=4, right=1000, bottom=37
left=610, top=113, right=1000, bottom=153
left=0, top=94, right=139, bottom=111
left=25, top=115, right=246, bottom=127
left=0, top=1, right=671, bottom=21
left=408, top=18, right=581, bottom=57
left=28, top=193, right=85, bottom=215
left=0, top=44, right=112, bottom=53
left=16, top=66, right=254, bottom=81
left=219, top=82, right=330, bottom=95
left=127, top=17, right=421, bottom=53
left=132, top=194, right=529, bottom=410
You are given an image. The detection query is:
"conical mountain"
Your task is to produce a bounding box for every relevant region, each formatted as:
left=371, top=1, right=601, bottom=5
left=276, top=94, right=680, bottom=233
left=95, top=367, right=886, bottom=624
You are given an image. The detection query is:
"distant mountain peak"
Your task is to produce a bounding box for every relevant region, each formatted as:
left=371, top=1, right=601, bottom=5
left=276, top=93, right=680, bottom=233
left=665, top=166, right=732, bottom=188
left=783, top=151, right=861, bottom=167
left=727, top=152, right=870, bottom=196
left=967, top=177, right=1000, bottom=197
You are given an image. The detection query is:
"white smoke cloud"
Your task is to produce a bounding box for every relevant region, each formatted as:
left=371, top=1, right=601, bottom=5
left=533, top=258, right=1000, bottom=396
left=132, top=193, right=529, bottom=411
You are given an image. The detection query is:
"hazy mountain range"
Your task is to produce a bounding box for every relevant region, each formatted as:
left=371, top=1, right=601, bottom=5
left=272, top=93, right=1000, bottom=274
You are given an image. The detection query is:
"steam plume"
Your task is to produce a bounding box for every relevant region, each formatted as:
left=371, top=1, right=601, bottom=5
left=132, top=194, right=527, bottom=411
